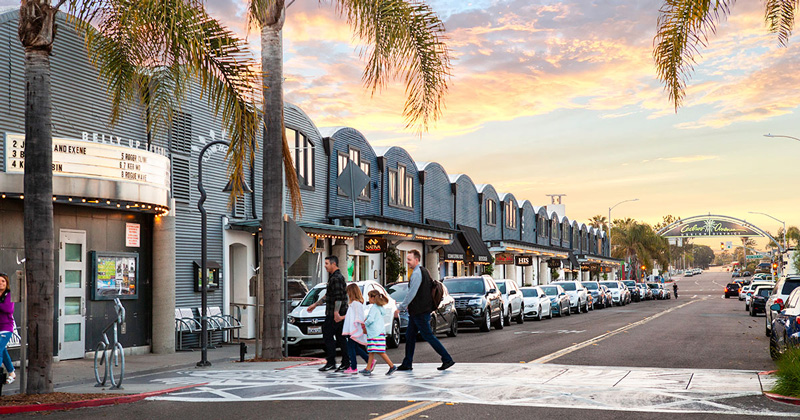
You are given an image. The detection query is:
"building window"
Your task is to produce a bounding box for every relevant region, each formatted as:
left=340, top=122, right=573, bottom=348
left=288, top=128, right=314, bottom=188
left=389, top=164, right=413, bottom=209
left=552, top=218, right=559, bottom=238
left=537, top=216, right=545, bottom=237
left=573, top=229, right=579, bottom=248
left=337, top=147, right=369, bottom=198
left=486, top=199, right=497, bottom=226
left=563, top=222, right=570, bottom=242
left=359, top=161, right=370, bottom=199
left=504, top=201, right=516, bottom=229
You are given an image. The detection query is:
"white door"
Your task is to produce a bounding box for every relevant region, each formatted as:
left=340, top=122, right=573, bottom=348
left=59, top=230, right=86, bottom=360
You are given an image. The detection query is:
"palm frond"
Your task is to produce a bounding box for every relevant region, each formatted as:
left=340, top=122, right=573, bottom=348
left=653, top=0, right=733, bottom=111
left=68, top=0, right=263, bottom=205
left=335, top=0, right=450, bottom=133
left=765, top=0, right=799, bottom=46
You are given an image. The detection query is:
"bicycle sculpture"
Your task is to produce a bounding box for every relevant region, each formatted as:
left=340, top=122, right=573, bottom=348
left=94, top=298, right=125, bottom=388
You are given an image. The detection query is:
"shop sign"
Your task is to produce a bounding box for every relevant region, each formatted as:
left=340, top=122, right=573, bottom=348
left=126, top=223, right=140, bottom=248
left=445, top=252, right=465, bottom=260
left=5, top=133, right=170, bottom=190
left=660, top=217, right=761, bottom=238
left=363, top=236, right=387, bottom=253
left=475, top=255, right=490, bottom=263
left=495, top=253, right=514, bottom=265
left=547, top=259, right=562, bottom=269
left=514, top=255, right=533, bottom=266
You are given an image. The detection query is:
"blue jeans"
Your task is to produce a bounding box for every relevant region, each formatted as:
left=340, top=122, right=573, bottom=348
left=401, top=313, right=452, bottom=367
left=0, top=332, right=14, bottom=374
left=346, top=338, right=368, bottom=369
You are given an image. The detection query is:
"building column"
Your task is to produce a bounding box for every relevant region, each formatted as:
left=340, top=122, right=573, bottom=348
left=506, top=264, right=516, bottom=282
left=152, top=207, right=176, bottom=354
left=539, top=259, right=550, bottom=284
left=333, top=240, right=348, bottom=279
left=524, top=264, right=534, bottom=286
left=426, top=250, right=440, bottom=281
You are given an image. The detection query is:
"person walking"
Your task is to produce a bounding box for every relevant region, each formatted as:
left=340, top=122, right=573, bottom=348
left=673, top=282, right=678, bottom=299
left=0, top=273, right=16, bottom=384
left=335, top=283, right=369, bottom=373
left=308, top=256, right=349, bottom=372
left=395, top=250, right=454, bottom=371
left=360, top=290, right=396, bottom=376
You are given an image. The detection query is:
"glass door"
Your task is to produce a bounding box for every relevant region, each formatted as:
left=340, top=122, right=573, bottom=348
left=59, top=230, right=86, bottom=360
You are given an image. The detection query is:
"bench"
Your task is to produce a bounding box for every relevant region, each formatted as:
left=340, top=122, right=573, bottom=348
left=205, top=307, right=242, bottom=344
left=175, top=308, right=202, bottom=351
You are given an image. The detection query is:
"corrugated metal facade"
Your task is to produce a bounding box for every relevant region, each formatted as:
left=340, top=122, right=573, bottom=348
left=377, top=147, right=420, bottom=224
left=478, top=184, right=500, bottom=241
left=283, top=104, right=327, bottom=223
left=419, top=162, right=453, bottom=226
left=499, top=193, right=519, bottom=242
left=520, top=201, right=537, bottom=244
left=324, top=127, right=380, bottom=221
left=451, top=174, right=479, bottom=229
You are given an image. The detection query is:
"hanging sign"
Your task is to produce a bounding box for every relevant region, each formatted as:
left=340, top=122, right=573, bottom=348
left=547, top=259, right=562, bottom=269
left=659, top=217, right=761, bottom=238
left=514, top=255, right=533, bottom=266
left=363, top=236, right=387, bottom=253
left=495, top=253, right=514, bottom=265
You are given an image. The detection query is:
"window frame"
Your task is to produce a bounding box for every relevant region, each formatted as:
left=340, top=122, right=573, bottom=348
left=337, top=147, right=369, bottom=199
left=288, top=128, right=314, bottom=190
left=504, top=200, right=516, bottom=230
left=388, top=163, right=414, bottom=210
left=486, top=199, right=497, bottom=226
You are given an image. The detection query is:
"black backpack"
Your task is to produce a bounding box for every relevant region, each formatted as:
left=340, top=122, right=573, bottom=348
left=422, top=267, right=444, bottom=309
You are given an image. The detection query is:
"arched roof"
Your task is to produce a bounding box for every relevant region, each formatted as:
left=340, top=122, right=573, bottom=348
left=319, top=126, right=378, bottom=155
left=498, top=192, right=517, bottom=203
left=286, top=102, right=323, bottom=139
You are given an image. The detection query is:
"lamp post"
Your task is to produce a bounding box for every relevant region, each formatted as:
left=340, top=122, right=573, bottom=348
left=748, top=211, right=786, bottom=252
left=608, top=198, right=638, bottom=280
left=197, top=140, right=252, bottom=367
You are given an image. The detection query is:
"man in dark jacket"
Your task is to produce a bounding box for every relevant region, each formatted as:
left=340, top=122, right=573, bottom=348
left=395, top=250, right=454, bottom=371
left=308, top=256, right=349, bottom=371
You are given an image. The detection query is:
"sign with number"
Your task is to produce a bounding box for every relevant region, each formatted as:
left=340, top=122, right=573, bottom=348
left=4, top=133, right=170, bottom=190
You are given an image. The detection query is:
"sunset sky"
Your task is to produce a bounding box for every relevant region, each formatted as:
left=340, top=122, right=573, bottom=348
left=11, top=0, right=800, bottom=250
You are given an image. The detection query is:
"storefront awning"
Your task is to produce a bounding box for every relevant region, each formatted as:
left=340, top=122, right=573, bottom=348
left=488, top=240, right=569, bottom=260
left=427, top=220, right=465, bottom=261
left=359, top=216, right=453, bottom=243
left=457, top=225, right=492, bottom=263
left=226, top=218, right=366, bottom=239
left=577, top=254, right=623, bottom=268
left=568, top=251, right=580, bottom=268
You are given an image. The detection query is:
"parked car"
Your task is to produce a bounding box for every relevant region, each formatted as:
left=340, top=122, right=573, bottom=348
left=600, top=284, right=615, bottom=307
left=742, top=271, right=752, bottom=277
left=495, top=279, right=525, bottom=325
left=684, top=270, right=694, bottom=277
left=552, top=281, right=590, bottom=313
left=582, top=281, right=608, bottom=309
left=750, top=285, right=773, bottom=317
left=745, top=281, right=775, bottom=311
left=647, top=282, right=665, bottom=300
left=386, top=281, right=458, bottom=338
left=766, top=276, right=800, bottom=338
left=284, top=280, right=400, bottom=355
left=444, top=276, right=504, bottom=332
left=541, top=284, right=571, bottom=317
left=622, top=280, right=641, bottom=302
left=600, top=281, right=627, bottom=306
left=731, top=271, right=741, bottom=278
left=724, top=282, right=742, bottom=299
left=768, top=287, right=800, bottom=360
left=739, top=284, right=752, bottom=301
left=520, top=286, right=552, bottom=320
left=639, top=283, right=653, bottom=300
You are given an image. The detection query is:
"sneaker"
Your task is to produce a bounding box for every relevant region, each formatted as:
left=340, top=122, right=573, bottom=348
left=437, top=360, right=455, bottom=371
left=359, top=369, right=372, bottom=376
left=335, top=364, right=350, bottom=372
left=396, top=365, right=413, bottom=371
left=5, top=373, right=15, bottom=384
left=386, top=366, right=397, bottom=376
left=318, top=363, right=336, bottom=372
left=344, top=368, right=358, bottom=374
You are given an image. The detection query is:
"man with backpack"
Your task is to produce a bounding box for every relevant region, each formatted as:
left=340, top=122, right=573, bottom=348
left=394, top=249, right=455, bottom=371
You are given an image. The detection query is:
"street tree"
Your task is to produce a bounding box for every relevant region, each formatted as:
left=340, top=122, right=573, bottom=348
left=611, top=220, right=669, bottom=279
left=19, top=0, right=261, bottom=393
left=654, top=0, right=798, bottom=110
left=589, top=215, right=608, bottom=234
left=247, top=0, right=450, bottom=358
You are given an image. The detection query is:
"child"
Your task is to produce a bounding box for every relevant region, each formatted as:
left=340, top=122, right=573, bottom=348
left=361, top=290, right=397, bottom=376
left=0, top=273, right=15, bottom=384
left=335, top=283, right=368, bottom=373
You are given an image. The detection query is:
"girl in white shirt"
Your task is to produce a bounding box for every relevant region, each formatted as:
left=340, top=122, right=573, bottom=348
left=335, top=283, right=368, bottom=373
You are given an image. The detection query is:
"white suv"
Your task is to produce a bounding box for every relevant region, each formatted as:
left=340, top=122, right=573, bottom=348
left=765, top=276, right=800, bottom=338
left=282, top=280, right=400, bottom=356
left=552, top=281, right=590, bottom=313
left=495, top=279, right=525, bottom=325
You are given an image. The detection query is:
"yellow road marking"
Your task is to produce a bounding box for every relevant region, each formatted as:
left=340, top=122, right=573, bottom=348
left=374, top=401, right=444, bottom=420
left=529, top=297, right=704, bottom=364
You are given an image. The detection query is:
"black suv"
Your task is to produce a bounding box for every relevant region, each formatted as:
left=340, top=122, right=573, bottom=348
left=622, top=280, right=641, bottom=302
left=724, top=283, right=741, bottom=298
left=443, top=276, right=503, bottom=332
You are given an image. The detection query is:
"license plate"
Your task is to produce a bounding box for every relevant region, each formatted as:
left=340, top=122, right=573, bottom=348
left=307, top=326, right=322, bottom=335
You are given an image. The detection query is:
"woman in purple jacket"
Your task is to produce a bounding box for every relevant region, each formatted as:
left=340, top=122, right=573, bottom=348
left=0, top=273, right=15, bottom=384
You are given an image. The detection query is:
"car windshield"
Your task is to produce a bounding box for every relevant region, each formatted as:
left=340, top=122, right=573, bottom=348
left=496, top=282, right=507, bottom=294
left=726, top=283, right=740, bottom=289
left=782, top=280, right=800, bottom=295
left=582, top=282, right=598, bottom=290
left=444, top=279, right=485, bottom=294
left=541, top=286, right=559, bottom=296
left=601, top=282, right=618, bottom=289
left=300, top=286, right=326, bottom=307
left=558, top=282, right=576, bottom=291
left=386, top=283, right=409, bottom=302
left=757, top=288, right=773, bottom=297
left=522, top=288, right=539, bottom=297
left=622, top=281, right=636, bottom=287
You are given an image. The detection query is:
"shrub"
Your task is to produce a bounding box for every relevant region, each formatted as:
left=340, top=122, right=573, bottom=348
left=771, top=346, right=800, bottom=398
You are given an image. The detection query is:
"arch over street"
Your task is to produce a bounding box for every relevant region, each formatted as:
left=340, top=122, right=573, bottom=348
left=656, top=214, right=783, bottom=253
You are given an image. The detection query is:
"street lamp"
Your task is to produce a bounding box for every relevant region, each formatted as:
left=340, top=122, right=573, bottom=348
left=197, top=140, right=252, bottom=367
left=748, top=211, right=786, bottom=252
left=764, top=133, right=800, bottom=142
left=608, top=198, right=639, bottom=245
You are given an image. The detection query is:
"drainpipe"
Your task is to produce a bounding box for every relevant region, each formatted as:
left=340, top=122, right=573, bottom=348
left=478, top=192, right=484, bottom=237
left=377, top=156, right=385, bottom=217
left=451, top=182, right=458, bottom=227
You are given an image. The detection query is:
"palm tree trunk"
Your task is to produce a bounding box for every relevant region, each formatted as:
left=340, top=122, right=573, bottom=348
left=19, top=0, right=58, bottom=393
left=260, top=9, right=285, bottom=359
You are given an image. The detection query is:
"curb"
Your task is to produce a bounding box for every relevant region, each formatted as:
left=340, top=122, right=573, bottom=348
left=0, top=383, right=205, bottom=414
left=277, top=357, right=326, bottom=370
left=763, top=392, right=800, bottom=406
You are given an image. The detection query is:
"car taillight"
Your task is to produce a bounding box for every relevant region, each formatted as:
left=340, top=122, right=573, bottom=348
left=796, top=316, right=800, bottom=325
left=776, top=298, right=785, bottom=310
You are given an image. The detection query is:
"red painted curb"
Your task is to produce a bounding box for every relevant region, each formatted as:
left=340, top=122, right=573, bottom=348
left=763, top=392, right=800, bottom=406
left=0, top=382, right=206, bottom=414
left=759, top=369, right=778, bottom=375
left=278, top=357, right=326, bottom=370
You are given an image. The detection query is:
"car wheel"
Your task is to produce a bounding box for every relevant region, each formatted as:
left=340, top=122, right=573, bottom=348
left=387, top=319, right=401, bottom=349
left=766, top=320, right=772, bottom=338
left=725, top=295, right=729, bottom=299
left=494, top=309, right=504, bottom=330
left=288, top=346, right=301, bottom=357
left=447, top=317, right=458, bottom=337
left=770, top=332, right=782, bottom=361
left=584, top=300, right=589, bottom=313
left=480, top=310, right=491, bottom=332
left=745, top=303, right=749, bottom=311
left=547, top=307, right=553, bottom=319
left=565, top=304, right=571, bottom=316
left=536, top=307, right=543, bottom=321
left=517, top=305, right=525, bottom=324
left=503, top=306, right=511, bottom=326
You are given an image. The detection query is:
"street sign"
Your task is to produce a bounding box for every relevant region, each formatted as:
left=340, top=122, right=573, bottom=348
left=337, top=160, right=370, bottom=199
left=745, top=254, right=767, bottom=260
left=725, top=241, right=732, bottom=250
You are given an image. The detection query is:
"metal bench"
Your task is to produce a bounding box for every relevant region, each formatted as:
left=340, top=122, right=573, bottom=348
left=175, top=308, right=202, bottom=351
left=205, top=306, right=242, bottom=344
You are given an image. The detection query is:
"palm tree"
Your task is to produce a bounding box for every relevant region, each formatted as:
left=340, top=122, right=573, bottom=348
left=247, top=0, right=450, bottom=358
left=19, top=0, right=262, bottom=394
left=611, top=221, right=669, bottom=279
left=654, top=1, right=797, bottom=110
left=589, top=215, right=608, bottom=234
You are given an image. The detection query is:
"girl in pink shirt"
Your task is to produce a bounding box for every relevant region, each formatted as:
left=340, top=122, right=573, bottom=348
left=335, top=283, right=368, bottom=373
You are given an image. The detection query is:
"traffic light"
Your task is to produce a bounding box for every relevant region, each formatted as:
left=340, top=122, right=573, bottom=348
left=720, top=242, right=724, bottom=250
left=641, top=265, right=646, bottom=270
left=773, top=262, right=778, bottom=270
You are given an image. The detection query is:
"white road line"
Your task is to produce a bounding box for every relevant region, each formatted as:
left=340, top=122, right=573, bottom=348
left=529, top=298, right=705, bottom=364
